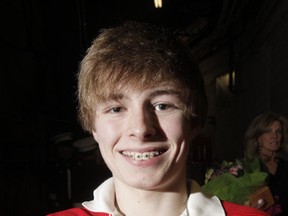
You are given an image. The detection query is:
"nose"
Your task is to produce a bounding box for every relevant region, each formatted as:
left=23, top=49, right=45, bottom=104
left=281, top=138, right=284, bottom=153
left=126, top=108, right=156, bottom=140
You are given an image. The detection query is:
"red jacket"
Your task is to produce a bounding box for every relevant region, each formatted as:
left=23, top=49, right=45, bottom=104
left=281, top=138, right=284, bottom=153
left=47, top=201, right=268, bottom=216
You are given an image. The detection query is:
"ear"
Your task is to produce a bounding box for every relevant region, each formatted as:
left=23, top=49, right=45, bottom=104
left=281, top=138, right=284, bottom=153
left=92, top=130, right=98, bottom=143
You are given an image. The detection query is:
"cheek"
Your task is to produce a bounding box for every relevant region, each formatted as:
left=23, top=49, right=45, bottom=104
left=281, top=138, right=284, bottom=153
left=93, top=118, right=121, bottom=148
left=257, top=136, right=263, bottom=146
left=160, top=116, right=192, bottom=142
left=258, top=135, right=268, bottom=147
left=93, top=122, right=119, bottom=167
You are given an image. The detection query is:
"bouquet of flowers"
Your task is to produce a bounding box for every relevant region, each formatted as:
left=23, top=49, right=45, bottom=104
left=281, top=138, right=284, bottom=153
left=201, top=157, right=268, bottom=205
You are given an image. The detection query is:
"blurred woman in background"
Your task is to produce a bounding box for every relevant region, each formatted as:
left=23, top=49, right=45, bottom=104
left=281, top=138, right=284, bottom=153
left=244, top=112, right=288, bottom=215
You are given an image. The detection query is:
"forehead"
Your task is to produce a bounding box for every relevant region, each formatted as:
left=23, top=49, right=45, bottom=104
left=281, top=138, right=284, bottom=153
left=268, top=120, right=282, bottom=128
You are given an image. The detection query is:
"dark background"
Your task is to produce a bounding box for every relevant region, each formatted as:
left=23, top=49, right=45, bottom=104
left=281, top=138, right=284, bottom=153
left=1, top=0, right=288, bottom=215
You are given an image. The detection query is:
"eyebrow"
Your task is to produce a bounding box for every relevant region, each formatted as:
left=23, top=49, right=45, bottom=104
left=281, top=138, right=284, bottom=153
left=148, top=89, right=181, bottom=98
left=101, top=88, right=182, bottom=103
left=104, top=93, right=124, bottom=101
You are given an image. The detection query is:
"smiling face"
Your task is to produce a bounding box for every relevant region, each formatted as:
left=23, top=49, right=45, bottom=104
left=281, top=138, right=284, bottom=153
left=92, top=83, right=197, bottom=191
left=258, top=120, right=283, bottom=153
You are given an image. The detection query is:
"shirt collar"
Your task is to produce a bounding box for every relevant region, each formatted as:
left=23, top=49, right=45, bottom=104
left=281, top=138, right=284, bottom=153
left=82, top=178, right=116, bottom=213
left=183, top=180, right=225, bottom=216
left=82, top=178, right=225, bottom=216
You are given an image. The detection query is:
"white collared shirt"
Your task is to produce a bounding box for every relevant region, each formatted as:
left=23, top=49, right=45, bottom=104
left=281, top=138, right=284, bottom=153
left=83, top=178, right=225, bottom=216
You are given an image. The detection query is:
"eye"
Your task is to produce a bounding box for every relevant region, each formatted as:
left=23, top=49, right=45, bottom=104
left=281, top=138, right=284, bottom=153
left=154, top=103, right=174, bottom=111
left=264, top=129, right=282, bottom=136
left=108, top=106, right=124, bottom=114
left=265, top=130, right=274, bottom=135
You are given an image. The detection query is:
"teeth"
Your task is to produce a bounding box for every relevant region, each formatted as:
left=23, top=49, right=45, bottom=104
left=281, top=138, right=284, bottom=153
left=122, top=151, right=160, bottom=161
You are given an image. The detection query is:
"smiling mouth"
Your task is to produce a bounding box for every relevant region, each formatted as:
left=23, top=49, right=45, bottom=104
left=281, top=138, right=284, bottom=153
left=121, top=149, right=167, bottom=161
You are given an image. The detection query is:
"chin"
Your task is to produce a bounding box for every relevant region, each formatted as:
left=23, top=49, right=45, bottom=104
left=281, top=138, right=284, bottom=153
left=124, top=174, right=167, bottom=190
left=270, top=147, right=281, bottom=151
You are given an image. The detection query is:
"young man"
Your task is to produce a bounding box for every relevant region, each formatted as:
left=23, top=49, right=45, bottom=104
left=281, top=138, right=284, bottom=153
left=48, top=21, right=268, bottom=216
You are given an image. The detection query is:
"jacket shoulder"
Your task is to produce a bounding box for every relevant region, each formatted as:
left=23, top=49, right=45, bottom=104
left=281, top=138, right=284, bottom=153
left=222, top=201, right=269, bottom=216
left=46, top=208, right=111, bottom=216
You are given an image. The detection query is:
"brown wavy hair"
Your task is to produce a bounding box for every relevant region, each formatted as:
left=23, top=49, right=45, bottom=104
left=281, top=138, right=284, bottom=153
left=77, top=21, right=207, bottom=132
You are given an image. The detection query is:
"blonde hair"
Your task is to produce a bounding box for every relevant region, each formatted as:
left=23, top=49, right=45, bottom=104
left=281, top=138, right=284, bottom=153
left=77, top=21, right=207, bottom=132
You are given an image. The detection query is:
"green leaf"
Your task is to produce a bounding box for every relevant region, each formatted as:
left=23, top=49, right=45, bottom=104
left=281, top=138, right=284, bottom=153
left=201, top=157, right=268, bottom=204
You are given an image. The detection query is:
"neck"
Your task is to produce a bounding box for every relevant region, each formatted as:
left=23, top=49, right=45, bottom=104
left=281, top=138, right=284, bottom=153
left=259, top=149, right=278, bottom=174
left=259, top=148, right=277, bottom=163
left=114, top=179, right=188, bottom=216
